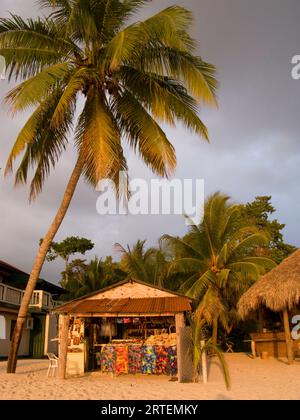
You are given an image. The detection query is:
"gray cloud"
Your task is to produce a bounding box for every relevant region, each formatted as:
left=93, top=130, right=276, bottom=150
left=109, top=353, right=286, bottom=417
left=0, top=0, right=299, bottom=284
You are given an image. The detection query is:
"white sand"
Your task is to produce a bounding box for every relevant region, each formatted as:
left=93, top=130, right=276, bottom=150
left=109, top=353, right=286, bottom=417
left=0, top=354, right=299, bottom=400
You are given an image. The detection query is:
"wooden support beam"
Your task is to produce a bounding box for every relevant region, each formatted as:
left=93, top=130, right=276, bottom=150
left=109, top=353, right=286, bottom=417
left=251, top=340, right=256, bottom=358
left=283, top=308, right=294, bottom=364
left=57, top=314, right=70, bottom=379
left=175, top=313, right=185, bottom=383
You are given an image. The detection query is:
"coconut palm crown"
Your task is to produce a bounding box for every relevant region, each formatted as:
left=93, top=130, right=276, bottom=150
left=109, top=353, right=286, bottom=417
left=1, top=0, right=217, bottom=199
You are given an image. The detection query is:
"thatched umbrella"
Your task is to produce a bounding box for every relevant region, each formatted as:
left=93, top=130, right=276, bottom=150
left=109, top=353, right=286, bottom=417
left=238, top=248, right=300, bottom=364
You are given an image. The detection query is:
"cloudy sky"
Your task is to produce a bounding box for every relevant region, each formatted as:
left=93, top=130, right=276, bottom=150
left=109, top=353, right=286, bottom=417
left=0, top=0, right=300, bottom=284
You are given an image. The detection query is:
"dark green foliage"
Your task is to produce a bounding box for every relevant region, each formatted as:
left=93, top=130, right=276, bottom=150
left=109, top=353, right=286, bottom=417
left=241, top=196, right=296, bottom=263
left=41, top=236, right=94, bottom=265
left=60, top=256, right=126, bottom=300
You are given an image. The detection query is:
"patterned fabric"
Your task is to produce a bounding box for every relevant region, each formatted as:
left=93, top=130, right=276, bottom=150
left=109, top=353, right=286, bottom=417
left=167, top=346, right=177, bottom=376
left=128, top=345, right=142, bottom=374
left=95, top=352, right=102, bottom=367
left=100, top=345, right=116, bottom=373
left=141, top=345, right=156, bottom=375
left=154, top=346, right=168, bottom=375
left=99, top=343, right=177, bottom=376
left=115, top=345, right=129, bottom=375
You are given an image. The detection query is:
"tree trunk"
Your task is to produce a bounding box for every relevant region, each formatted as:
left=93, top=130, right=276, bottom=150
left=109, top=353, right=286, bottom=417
left=283, top=308, right=294, bottom=365
left=212, top=317, right=219, bottom=346
left=7, top=155, right=84, bottom=373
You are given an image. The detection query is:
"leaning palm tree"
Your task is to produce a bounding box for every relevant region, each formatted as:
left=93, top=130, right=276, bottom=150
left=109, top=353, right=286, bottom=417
left=162, top=193, right=276, bottom=345
left=115, top=239, right=169, bottom=287
left=1, top=0, right=217, bottom=372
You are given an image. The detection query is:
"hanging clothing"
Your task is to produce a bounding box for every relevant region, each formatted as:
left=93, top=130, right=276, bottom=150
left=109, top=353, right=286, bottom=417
left=141, top=345, right=156, bottom=375
left=100, top=345, right=116, bottom=373
left=128, top=345, right=142, bottom=374
left=167, top=346, right=177, bottom=376
left=154, top=346, right=168, bottom=375
left=95, top=352, right=102, bottom=367
left=115, top=345, right=129, bottom=375
left=101, top=321, right=117, bottom=337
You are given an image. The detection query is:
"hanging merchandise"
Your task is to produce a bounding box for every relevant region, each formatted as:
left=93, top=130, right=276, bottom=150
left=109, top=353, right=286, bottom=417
left=95, top=352, right=102, bottom=367
left=141, top=345, right=156, bottom=375
left=128, top=345, right=142, bottom=374
left=167, top=346, right=177, bottom=376
left=115, top=345, right=129, bottom=375
left=154, top=346, right=168, bottom=375
left=101, top=345, right=116, bottom=373
left=101, top=320, right=117, bottom=337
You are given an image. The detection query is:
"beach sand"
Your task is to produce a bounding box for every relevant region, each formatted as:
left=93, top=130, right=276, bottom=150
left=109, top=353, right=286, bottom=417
left=0, top=354, right=299, bottom=400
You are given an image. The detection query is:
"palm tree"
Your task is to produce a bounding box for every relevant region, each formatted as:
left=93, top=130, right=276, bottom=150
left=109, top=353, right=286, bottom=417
left=115, top=240, right=169, bottom=288
left=1, top=1, right=217, bottom=372
left=60, top=256, right=125, bottom=299
left=162, top=193, right=276, bottom=345
left=68, top=257, right=112, bottom=299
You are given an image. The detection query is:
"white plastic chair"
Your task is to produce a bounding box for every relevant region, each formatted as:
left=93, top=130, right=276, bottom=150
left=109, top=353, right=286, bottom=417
left=47, top=352, right=59, bottom=377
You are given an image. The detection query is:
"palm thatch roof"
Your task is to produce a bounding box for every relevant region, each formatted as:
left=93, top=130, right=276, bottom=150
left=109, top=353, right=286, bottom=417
left=238, top=248, right=300, bottom=318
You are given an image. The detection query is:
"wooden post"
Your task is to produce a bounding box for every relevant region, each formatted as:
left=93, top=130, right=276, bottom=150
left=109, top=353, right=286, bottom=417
left=175, top=313, right=185, bottom=383
left=57, top=314, right=70, bottom=379
left=200, top=340, right=208, bottom=384
left=251, top=340, right=256, bottom=358
left=258, top=308, right=264, bottom=333
left=43, top=313, right=50, bottom=356
left=283, top=308, right=294, bottom=365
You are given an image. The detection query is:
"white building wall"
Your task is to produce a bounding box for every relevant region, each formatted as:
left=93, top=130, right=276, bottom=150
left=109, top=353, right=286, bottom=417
left=0, top=312, right=31, bottom=357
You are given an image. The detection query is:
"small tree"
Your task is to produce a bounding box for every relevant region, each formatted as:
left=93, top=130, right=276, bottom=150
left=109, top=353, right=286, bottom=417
left=241, top=196, right=296, bottom=263
left=41, top=236, right=94, bottom=270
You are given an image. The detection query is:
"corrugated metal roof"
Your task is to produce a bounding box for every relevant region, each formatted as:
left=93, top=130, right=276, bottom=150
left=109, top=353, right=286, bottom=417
left=54, top=297, right=192, bottom=315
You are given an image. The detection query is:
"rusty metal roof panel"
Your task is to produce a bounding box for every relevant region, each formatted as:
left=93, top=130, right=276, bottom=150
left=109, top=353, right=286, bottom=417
left=54, top=297, right=192, bottom=315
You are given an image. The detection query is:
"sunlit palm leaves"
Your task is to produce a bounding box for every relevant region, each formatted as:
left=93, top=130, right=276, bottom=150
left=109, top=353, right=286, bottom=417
left=2, top=0, right=217, bottom=201
left=115, top=239, right=169, bottom=288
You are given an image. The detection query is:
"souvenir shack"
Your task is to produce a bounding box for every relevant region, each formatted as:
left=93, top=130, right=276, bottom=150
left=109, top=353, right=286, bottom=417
left=54, top=280, right=194, bottom=382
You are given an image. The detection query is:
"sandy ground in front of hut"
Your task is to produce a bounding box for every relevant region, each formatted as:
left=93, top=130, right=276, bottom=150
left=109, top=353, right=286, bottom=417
left=0, top=354, right=299, bottom=400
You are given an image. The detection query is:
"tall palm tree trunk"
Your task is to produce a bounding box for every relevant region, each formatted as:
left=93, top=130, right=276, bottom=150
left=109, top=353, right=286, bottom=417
left=212, top=317, right=219, bottom=346
left=7, top=155, right=84, bottom=373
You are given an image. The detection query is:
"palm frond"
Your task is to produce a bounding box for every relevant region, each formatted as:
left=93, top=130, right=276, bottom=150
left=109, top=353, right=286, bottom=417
left=75, top=88, right=122, bottom=185
left=5, top=62, right=73, bottom=113
left=106, top=6, right=194, bottom=71
left=112, top=89, right=176, bottom=177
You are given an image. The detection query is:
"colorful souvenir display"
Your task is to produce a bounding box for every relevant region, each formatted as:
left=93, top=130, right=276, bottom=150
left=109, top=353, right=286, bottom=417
left=100, top=345, right=116, bottom=373
left=167, top=346, right=177, bottom=376
left=141, top=345, right=157, bottom=375
left=115, top=345, right=129, bottom=375
left=99, top=341, right=177, bottom=376
left=154, top=346, right=168, bottom=375
left=128, top=345, right=142, bottom=374
left=145, top=333, right=177, bottom=347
